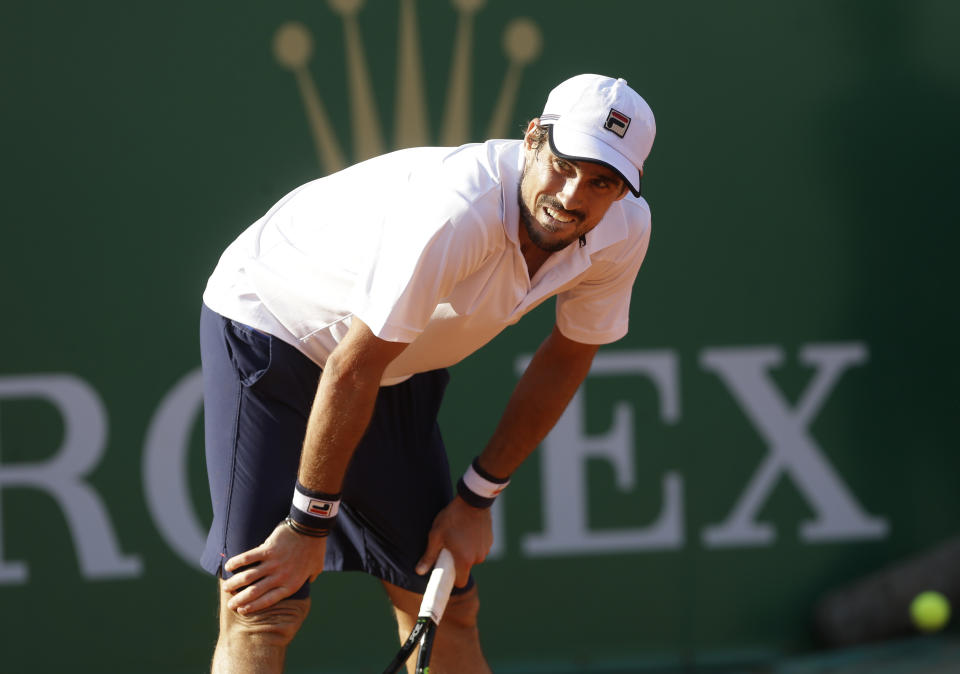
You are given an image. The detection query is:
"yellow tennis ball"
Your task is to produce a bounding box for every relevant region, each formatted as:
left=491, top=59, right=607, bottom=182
left=910, top=591, right=951, bottom=633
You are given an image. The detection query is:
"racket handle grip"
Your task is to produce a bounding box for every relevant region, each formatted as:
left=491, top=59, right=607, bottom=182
left=418, top=548, right=455, bottom=624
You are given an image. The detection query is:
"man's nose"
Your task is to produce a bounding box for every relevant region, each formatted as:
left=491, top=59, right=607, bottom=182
left=556, top=177, right=584, bottom=211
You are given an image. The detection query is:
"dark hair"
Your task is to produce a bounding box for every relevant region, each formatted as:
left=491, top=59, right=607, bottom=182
left=528, top=123, right=550, bottom=151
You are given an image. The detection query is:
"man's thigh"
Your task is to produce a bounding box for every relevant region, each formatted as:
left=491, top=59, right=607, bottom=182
left=199, top=305, right=321, bottom=596
left=330, top=368, right=471, bottom=593
left=199, top=304, right=464, bottom=597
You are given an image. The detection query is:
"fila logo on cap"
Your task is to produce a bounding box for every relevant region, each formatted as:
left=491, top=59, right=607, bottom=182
left=604, top=108, right=631, bottom=138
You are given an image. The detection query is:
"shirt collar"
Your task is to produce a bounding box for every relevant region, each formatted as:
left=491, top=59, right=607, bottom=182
left=500, top=141, right=524, bottom=245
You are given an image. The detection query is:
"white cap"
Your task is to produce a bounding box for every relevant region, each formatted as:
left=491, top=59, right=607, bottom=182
left=539, top=74, right=655, bottom=197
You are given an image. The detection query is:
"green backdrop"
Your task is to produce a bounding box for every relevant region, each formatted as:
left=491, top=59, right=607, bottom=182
left=2, top=1, right=958, bottom=671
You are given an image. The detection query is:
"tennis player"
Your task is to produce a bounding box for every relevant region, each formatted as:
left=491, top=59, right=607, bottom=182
left=200, top=73, right=655, bottom=673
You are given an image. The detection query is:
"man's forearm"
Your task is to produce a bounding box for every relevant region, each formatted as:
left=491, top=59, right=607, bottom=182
left=297, top=359, right=382, bottom=493
left=477, top=325, right=599, bottom=478
left=296, top=318, right=408, bottom=494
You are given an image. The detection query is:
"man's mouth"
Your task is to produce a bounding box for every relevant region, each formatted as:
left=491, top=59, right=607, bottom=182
left=544, top=205, right=575, bottom=224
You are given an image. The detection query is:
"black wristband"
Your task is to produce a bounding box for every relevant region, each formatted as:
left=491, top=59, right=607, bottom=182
left=457, top=477, right=497, bottom=509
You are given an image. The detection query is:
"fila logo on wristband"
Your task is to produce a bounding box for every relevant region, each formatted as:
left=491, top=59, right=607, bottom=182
left=308, top=499, right=335, bottom=516
left=292, top=486, right=340, bottom=519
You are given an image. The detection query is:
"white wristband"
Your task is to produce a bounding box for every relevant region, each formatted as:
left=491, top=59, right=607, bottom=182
left=292, top=489, right=341, bottom=519
left=462, top=463, right=510, bottom=500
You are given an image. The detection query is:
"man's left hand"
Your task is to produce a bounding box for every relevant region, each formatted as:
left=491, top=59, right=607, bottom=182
left=416, top=496, right=493, bottom=588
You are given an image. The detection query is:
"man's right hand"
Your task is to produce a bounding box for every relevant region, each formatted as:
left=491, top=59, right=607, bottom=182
left=221, top=522, right=327, bottom=615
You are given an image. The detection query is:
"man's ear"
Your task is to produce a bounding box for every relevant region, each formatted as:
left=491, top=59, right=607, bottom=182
left=522, top=118, right=541, bottom=148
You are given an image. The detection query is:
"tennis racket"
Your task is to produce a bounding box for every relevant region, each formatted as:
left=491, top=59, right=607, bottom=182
left=382, top=548, right=456, bottom=674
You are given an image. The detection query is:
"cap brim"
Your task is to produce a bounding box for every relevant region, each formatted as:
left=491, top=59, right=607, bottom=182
left=548, top=124, right=642, bottom=197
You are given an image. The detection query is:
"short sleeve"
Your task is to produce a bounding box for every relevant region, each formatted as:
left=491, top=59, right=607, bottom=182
left=555, top=217, right=651, bottom=344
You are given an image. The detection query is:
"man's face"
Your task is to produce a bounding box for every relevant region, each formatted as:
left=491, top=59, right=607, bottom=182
left=518, top=120, right=629, bottom=253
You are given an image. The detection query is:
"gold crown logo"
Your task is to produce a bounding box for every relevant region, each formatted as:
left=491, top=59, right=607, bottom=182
left=273, top=0, right=542, bottom=175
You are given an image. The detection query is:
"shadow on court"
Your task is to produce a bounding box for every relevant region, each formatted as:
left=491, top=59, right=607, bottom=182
left=476, top=636, right=960, bottom=674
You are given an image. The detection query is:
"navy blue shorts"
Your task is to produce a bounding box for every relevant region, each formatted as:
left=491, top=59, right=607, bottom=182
left=199, top=304, right=466, bottom=599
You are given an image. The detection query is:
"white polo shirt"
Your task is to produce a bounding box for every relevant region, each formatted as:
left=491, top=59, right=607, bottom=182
left=203, top=140, right=651, bottom=385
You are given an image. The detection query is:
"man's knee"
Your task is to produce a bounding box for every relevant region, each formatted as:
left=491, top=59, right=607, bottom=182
left=442, top=587, right=481, bottom=631
left=382, top=579, right=481, bottom=633
left=219, top=590, right=311, bottom=648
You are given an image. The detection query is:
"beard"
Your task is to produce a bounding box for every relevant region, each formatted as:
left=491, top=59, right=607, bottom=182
left=517, top=171, right=585, bottom=253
